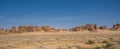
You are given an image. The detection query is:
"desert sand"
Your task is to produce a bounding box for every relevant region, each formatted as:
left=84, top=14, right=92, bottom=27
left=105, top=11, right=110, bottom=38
left=0, top=30, right=120, bottom=49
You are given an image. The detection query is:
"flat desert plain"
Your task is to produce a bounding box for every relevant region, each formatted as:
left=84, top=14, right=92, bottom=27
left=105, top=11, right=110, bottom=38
left=0, top=31, right=120, bottom=49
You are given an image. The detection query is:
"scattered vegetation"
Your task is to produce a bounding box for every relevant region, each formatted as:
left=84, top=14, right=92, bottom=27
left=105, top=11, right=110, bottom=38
left=68, top=45, right=81, bottom=49
left=85, top=40, right=95, bottom=45
left=117, top=41, right=120, bottom=45
left=109, top=38, right=114, bottom=42
left=95, top=46, right=101, bottom=49
left=109, top=38, right=113, bottom=40
left=57, top=46, right=68, bottom=49
left=38, top=46, right=48, bottom=49
left=101, top=40, right=109, bottom=43
left=103, top=43, right=114, bottom=49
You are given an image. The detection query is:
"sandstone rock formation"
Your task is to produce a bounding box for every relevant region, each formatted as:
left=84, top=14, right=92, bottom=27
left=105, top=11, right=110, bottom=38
left=69, top=24, right=99, bottom=32
left=41, top=26, right=57, bottom=32
left=99, top=25, right=108, bottom=30
left=0, top=23, right=120, bottom=34
left=9, top=26, right=18, bottom=33
left=111, top=23, right=120, bottom=31
left=34, top=26, right=45, bottom=32
left=58, top=29, right=68, bottom=32
left=18, top=25, right=27, bottom=33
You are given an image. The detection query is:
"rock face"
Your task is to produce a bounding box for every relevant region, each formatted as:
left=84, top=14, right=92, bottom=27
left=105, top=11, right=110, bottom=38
left=34, top=26, right=45, bottom=32
left=0, top=28, right=4, bottom=32
left=0, top=23, right=120, bottom=34
left=111, top=23, right=120, bottom=31
left=26, top=25, right=36, bottom=32
left=58, top=29, right=68, bottom=32
left=99, top=25, right=108, bottom=30
left=94, top=24, right=99, bottom=30
left=9, top=26, right=18, bottom=33
left=18, top=26, right=27, bottom=33
left=69, top=24, right=99, bottom=32
left=41, top=26, right=57, bottom=32
left=0, top=25, right=57, bottom=33
left=0, top=28, right=4, bottom=34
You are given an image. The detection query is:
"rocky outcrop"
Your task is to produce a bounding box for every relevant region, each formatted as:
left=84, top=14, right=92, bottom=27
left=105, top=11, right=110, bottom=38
left=58, top=29, right=68, bottom=32
left=99, top=25, right=108, bottom=30
left=9, top=26, right=18, bottom=33
left=18, top=26, right=27, bottom=33
left=41, top=26, right=57, bottom=32
left=0, top=23, right=120, bottom=34
left=111, top=23, right=120, bottom=31
left=69, top=24, right=99, bottom=32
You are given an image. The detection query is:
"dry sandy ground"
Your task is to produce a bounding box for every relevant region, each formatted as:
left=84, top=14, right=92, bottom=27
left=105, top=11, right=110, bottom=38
left=0, top=30, right=120, bottom=49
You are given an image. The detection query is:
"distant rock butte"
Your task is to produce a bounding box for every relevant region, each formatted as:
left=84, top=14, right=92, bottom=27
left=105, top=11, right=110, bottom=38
left=0, top=23, right=120, bottom=34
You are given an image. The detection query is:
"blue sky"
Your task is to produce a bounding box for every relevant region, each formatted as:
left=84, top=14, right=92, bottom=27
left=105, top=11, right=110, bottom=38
left=0, top=0, right=120, bottom=29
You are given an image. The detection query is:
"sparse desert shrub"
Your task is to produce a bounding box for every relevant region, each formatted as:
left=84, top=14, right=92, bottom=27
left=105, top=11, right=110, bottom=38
left=57, top=47, right=66, bottom=49
left=95, top=46, right=101, bottom=49
left=57, top=46, right=68, bottom=49
left=0, top=45, right=18, bottom=49
left=86, top=40, right=95, bottom=45
left=38, top=46, right=48, bottom=49
left=103, top=43, right=113, bottom=49
left=7, top=45, right=17, bottom=48
left=117, top=41, right=120, bottom=45
left=109, top=38, right=114, bottom=42
left=68, top=45, right=81, bottom=49
left=101, top=40, right=108, bottom=43
left=109, top=38, right=113, bottom=40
